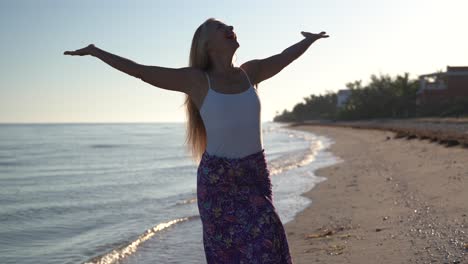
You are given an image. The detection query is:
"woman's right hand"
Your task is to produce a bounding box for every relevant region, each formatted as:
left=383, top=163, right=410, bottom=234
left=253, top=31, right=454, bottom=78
left=63, top=44, right=96, bottom=56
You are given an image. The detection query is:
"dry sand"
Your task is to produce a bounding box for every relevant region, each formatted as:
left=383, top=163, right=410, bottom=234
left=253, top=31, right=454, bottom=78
left=283, top=125, right=467, bottom=264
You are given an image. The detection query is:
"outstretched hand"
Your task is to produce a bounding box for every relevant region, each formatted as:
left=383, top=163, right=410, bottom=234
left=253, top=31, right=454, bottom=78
left=63, top=44, right=96, bottom=56
left=301, top=31, right=329, bottom=41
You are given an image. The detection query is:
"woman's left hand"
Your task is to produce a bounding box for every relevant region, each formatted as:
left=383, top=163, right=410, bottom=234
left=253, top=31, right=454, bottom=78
left=301, top=31, right=329, bottom=41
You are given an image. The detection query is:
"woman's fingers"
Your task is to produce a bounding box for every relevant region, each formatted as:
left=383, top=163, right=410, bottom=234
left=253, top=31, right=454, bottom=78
left=64, top=49, right=84, bottom=56
left=63, top=44, right=95, bottom=56
left=301, top=31, right=330, bottom=39
left=316, top=31, right=329, bottom=37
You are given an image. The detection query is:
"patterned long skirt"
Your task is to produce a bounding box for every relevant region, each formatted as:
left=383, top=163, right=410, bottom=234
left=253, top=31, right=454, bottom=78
left=197, top=148, right=293, bottom=264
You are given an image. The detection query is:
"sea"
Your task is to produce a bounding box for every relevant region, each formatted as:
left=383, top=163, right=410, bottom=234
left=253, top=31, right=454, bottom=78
left=0, top=121, right=340, bottom=264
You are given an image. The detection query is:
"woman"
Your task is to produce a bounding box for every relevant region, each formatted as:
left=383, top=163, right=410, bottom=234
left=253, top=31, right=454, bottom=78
left=64, top=17, right=328, bottom=263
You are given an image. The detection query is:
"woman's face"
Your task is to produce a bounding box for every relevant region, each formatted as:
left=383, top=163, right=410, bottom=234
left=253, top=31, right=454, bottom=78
left=206, top=20, right=239, bottom=55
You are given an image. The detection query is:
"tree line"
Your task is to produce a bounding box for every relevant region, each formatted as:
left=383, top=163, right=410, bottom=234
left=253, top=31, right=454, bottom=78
left=273, top=72, right=468, bottom=122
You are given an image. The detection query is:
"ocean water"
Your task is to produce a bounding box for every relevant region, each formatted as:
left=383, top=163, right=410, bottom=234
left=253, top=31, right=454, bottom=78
left=0, top=121, right=340, bottom=264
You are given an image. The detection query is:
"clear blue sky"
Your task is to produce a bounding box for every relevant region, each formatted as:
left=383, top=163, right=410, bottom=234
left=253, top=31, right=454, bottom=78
left=1, top=0, right=467, bottom=123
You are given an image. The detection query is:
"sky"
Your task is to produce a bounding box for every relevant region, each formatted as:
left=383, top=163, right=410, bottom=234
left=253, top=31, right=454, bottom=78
left=0, top=0, right=467, bottom=123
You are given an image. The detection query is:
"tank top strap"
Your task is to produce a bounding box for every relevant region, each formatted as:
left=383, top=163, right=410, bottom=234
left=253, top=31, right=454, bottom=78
left=239, top=67, right=253, bottom=87
left=204, top=71, right=212, bottom=90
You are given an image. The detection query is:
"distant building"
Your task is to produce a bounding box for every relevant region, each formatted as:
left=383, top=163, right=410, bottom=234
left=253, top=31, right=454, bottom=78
left=337, top=89, right=352, bottom=108
left=417, top=66, right=468, bottom=105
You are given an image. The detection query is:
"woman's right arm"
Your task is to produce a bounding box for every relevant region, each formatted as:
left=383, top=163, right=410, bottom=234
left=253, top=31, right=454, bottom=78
left=64, top=44, right=202, bottom=94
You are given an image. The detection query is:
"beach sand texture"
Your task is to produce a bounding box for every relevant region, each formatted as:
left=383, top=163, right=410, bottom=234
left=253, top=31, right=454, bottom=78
left=283, top=125, right=467, bottom=264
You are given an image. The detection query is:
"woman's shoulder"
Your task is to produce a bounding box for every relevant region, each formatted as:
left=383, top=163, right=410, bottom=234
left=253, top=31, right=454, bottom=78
left=239, top=62, right=259, bottom=85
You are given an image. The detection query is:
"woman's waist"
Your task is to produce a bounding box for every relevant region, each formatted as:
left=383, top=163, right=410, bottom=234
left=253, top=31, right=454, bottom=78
left=197, top=162, right=272, bottom=198
left=198, top=150, right=270, bottom=185
left=204, top=141, right=263, bottom=160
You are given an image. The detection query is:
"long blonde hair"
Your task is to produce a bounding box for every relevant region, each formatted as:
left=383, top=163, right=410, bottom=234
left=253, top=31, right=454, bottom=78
left=183, top=18, right=216, bottom=164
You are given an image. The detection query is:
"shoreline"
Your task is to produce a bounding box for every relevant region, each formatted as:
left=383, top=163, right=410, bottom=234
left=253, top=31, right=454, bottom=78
left=287, top=118, right=468, bottom=147
left=282, top=125, right=467, bottom=263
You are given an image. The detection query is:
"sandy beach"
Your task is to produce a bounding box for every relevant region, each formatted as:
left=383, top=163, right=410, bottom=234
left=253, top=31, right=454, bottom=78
left=283, top=125, right=467, bottom=264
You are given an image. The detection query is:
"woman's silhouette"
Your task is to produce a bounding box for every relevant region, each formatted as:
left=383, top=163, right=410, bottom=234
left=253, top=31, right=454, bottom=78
left=64, top=17, right=328, bottom=263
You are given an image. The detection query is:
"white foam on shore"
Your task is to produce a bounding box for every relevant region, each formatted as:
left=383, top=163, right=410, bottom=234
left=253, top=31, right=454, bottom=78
left=270, top=125, right=343, bottom=224
left=83, top=216, right=200, bottom=264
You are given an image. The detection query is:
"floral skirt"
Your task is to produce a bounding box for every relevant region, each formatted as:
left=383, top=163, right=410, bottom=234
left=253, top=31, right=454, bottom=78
left=197, top=148, right=293, bottom=264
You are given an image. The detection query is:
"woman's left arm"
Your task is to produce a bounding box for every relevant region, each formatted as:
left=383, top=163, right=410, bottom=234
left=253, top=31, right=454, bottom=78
left=241, top=31, right=329, bottom=85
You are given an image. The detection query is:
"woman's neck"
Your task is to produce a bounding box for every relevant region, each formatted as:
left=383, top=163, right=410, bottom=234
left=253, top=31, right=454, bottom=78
left=209, top=52, right=235, bottom=75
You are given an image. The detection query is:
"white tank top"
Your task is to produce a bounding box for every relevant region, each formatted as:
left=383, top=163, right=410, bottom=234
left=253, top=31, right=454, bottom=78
left=199, top=67, right=263, bottom=159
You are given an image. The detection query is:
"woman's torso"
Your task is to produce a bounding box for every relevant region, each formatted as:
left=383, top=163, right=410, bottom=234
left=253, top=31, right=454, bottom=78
left=197, top=68, right=263, bottom=159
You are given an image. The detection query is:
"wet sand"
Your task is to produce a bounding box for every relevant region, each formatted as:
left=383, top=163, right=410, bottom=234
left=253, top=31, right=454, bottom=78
left=283, top=125, right=467, bottom=264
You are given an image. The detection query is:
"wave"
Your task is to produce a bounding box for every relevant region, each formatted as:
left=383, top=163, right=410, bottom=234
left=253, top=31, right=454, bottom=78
left=268, top=140, right=324, bottom=176
left=83, top=215, right=200, bottom=264
left=174, top=197, right=197, bottom=206
left=265, top=125, right=325, bottom=176
left=89, top=144, right=122, bottom=149
left=0, top=160, right=24, bottom=167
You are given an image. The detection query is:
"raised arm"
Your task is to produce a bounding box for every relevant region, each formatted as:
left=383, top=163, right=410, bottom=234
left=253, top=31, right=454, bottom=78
left=240, top=31, right=329, bottom=85
left=64, top=44, right=202, bottom=94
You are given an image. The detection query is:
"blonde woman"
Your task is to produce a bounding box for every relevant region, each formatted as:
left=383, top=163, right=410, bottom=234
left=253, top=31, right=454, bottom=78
left=64, top=18, right=328, bottom=263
